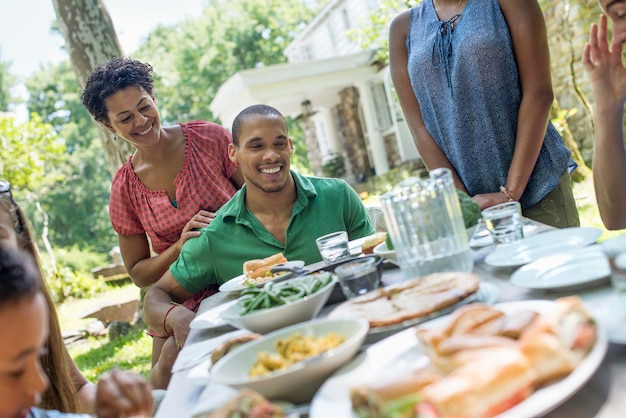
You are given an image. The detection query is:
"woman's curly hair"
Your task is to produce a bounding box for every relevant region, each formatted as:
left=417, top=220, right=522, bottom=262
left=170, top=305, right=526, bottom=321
left=81, top=57, right=155, bottom=123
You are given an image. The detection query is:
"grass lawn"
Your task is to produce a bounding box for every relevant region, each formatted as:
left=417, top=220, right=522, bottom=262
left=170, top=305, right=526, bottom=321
left=56, top=175, right=623, bottom=383
left=59, top=281, right=152, bottom=381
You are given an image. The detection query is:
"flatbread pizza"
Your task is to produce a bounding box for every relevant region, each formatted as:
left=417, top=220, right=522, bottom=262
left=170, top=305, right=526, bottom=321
left=328, top=272, right=480, bottom=328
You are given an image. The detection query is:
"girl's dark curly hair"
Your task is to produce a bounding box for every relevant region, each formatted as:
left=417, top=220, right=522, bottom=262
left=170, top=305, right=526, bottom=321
left=81, top=57, right=155, bottom=123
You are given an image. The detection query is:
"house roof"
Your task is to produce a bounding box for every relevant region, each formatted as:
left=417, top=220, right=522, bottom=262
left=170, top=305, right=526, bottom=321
left=210, top=50, right=378, bottom=129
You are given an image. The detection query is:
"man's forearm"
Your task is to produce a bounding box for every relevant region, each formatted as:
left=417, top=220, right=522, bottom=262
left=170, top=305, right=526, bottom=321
left=142, top=286, right=177, bottom=333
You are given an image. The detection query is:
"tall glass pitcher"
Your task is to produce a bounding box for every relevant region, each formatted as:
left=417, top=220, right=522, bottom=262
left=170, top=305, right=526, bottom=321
left=380, top=168, right=473, bottom=280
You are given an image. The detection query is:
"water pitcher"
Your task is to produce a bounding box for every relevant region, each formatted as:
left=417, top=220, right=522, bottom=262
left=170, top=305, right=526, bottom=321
left=380, top=168, right=473, bottom=280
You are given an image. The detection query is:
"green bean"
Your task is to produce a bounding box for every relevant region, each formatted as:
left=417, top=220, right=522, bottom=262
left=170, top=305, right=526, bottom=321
left=242, top=292, right=265, bottom=314
left=240, top=273, right=336, bottom=314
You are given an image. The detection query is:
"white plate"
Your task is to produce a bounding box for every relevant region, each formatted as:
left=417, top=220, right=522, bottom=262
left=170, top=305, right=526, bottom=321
left=310, top=300, right=608, bottom=418
left=218, top=260, right=306, bottom=292
left=585, top=294, right=626, bottom=345
left=599, top=234, right=626, bottom=258
left=189, top=300, right=237, bottom=330
left=188, top=357, right=213, bottom=385
left=348, top=237, right=368, bottom=256
left=511, top=246, right=610, bottom=291
left=484, top=227, right=602, bottom=268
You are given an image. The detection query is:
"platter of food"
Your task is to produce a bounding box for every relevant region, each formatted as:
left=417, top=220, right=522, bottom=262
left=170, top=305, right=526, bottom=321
left=310, top=298, right=608, bottom=418
left=484, top=227, right=603, bottom=268
left=218, top=253, right=305, bottom=292
left=327, top=271, right=481, bottom=329
left=510, top=246, right=610, bottom=291
left=211, top=317, right=370, bottom=404
left=220, top=273, right=337, bottom=334
left=366, top=281, right=500, bottom=337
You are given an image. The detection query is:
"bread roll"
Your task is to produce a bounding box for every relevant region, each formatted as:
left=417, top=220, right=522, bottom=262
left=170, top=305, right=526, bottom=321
left=211, top=334, right=261, bottom=365
left=350, top=367, right=441, bottom=418
left=243, top=253, right=288, bottom=279
left=361, top=232, right=387, bottom=255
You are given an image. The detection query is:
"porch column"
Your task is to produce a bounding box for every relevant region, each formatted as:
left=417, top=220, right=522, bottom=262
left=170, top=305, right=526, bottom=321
left=356, top=81, right=390, bottom=175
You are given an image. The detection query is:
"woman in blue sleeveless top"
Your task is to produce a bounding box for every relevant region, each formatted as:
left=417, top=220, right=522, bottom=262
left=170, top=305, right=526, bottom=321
left=389, top=0, right=579, bottom=228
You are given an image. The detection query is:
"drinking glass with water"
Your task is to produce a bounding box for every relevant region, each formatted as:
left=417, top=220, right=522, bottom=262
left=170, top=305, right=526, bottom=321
left=481, top=201, right=524, bottom=246
left=316, top=231, right=350, bottom=264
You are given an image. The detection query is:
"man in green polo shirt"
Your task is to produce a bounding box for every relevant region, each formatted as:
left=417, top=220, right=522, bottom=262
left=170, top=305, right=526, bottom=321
left=144, top=104, right=374, bottom=348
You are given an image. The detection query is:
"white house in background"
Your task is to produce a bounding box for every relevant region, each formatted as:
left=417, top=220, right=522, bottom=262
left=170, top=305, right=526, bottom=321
left=210, top=0, right=419, bottom=181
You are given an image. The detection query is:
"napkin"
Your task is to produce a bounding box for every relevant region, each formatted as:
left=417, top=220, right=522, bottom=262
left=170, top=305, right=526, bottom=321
left=172, top=329, right=251, bottom=373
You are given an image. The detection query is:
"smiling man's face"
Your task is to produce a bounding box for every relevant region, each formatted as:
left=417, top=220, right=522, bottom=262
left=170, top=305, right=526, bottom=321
left=228, top=113, right=294, bottom=194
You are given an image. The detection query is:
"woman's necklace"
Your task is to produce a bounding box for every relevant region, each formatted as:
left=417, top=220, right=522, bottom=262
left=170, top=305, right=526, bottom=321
left=434, top=0, right=464, bottom=23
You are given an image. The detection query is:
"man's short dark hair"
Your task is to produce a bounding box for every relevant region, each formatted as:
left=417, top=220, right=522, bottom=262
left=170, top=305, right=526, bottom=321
left=231, top=104, right=286, bottom=146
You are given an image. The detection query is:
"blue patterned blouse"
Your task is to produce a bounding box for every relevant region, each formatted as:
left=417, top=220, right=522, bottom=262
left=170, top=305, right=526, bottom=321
left=406, top=0, right=572, bottom=209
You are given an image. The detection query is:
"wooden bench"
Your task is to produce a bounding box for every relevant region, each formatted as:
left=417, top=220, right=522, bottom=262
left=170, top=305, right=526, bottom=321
left=91, top=263, right=130, bottom=282
left=81, top=298, right=140, bottom=326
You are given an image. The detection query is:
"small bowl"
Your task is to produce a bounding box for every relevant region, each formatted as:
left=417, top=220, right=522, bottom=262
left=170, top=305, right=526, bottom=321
left=211, top=317, right=369, bottom=403
left=308, top=255, right=384, bottom=304
left=221, top=273, right=337, bottom=334
left=373, top=241, right=396, bottom=263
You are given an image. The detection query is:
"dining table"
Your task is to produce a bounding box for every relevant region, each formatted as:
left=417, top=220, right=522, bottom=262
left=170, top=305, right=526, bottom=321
left=155, top=223, right=626, bottom=418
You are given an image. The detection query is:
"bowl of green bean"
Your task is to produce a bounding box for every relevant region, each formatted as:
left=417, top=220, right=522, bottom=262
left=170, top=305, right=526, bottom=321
left=221, top=272, right=337, bottom=334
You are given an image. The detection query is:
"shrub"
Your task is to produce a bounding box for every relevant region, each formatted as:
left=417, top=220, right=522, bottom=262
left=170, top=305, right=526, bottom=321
left=322, top=153, right=346, bottom=178
left=54, top=246, right=109, bottom=272
left=45, top=265, right=107, bottom=303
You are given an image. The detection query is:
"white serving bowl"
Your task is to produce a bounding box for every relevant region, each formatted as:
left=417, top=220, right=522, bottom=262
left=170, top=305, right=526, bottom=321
left=211, top=317, right=369, bottom=403
left=220, top=274, right=337, bottom=334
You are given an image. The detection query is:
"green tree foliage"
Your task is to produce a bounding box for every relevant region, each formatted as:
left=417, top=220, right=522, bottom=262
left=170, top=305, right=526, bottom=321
left=0, top=55, right=15, bottom=112
left=348, top=0, right=419, bottom=64
left=133, top=0, right=322, bottom=123
left=24, top=62, right=116, bottom=252
left=0, top=113, right=65, bottom=192
left=13, top=0, right=324, bottom=254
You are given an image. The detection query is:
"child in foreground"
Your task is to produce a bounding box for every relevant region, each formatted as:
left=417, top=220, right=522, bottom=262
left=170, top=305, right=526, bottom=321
left=0, top=246, right=153, bottom=418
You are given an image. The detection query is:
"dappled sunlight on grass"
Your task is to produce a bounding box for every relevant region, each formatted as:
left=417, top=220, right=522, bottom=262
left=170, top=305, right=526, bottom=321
left=68, top=327, right=152, bottom=381
left=57, top=282, right=141, bottom=332
left=573, top=175, right=626, bottom=241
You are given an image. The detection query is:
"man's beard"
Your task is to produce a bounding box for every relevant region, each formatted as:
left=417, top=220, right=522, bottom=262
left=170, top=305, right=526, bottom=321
left=246, top=176, right=288, bottom=194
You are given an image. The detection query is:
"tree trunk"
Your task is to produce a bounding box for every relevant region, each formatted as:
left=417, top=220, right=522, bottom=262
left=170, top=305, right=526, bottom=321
left=51, top=0, right=134, bottom=176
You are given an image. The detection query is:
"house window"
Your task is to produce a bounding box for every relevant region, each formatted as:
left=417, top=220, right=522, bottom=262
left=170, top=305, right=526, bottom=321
left=383, top=67, right=405, bottom=121
left=326, top=23, right=338, bottom=54
left=341, top=9, right=351, bottom=31
left=301, top=43, right=314, bottom=61
left=370, top=81, right=393, bottom=132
